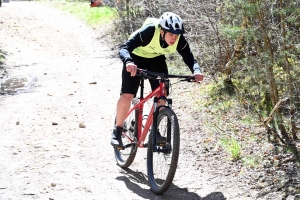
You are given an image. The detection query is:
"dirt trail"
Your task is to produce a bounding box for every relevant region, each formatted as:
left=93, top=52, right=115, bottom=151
left=0, top=2, right=262, bottom=200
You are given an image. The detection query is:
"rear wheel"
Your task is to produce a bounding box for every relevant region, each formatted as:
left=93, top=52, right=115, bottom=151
left=147, top=108, right=180, bottom=194
left=114, top=106, right=138, bottom=168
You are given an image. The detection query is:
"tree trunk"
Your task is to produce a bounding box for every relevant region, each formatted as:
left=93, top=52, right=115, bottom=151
left=280, top=0, right=298, bottom=140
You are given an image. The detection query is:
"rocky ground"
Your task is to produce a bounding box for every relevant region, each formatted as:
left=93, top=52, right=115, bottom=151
left=0, top=1, right=299, bottom=200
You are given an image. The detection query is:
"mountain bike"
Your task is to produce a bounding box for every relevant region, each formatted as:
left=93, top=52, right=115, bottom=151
left=113, top=68, right=195, bottom=194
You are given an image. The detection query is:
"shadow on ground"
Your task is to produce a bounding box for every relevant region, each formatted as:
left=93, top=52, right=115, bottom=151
left=0, top=49, right=7, bottom=68
left=116, top=168, right=226, bottom=200
left=0, top=49, right=8, bottom=80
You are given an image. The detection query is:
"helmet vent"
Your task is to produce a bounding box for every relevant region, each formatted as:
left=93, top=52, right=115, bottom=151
left=165, top=21, right=169, bottom=28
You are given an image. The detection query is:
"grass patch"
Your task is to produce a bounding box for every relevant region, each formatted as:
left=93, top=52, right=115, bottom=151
left=240, top=114, right=256, bottom=125
left=242, top=156, right=260, bottom=168
left=42, top=1, right=117, bottom=26
left=219, top=137, right=242, bottom=161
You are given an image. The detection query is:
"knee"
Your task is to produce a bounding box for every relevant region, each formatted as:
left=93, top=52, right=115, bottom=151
left=120, top=94, right=134, bottom=102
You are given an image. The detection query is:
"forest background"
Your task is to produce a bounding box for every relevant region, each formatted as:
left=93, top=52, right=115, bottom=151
left=111, top=0, right=300, bottom=197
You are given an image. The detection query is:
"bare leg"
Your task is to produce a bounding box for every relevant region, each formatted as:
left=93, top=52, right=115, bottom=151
left=111, top=93, right=134, bottom=147
left=115, top=93, right=134, bottom=127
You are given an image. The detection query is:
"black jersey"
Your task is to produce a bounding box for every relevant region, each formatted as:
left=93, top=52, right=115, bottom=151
left=119, top=24, right=201, bottom=74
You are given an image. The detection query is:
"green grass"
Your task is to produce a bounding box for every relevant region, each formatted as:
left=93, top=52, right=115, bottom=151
left=240, top=115, right=256, bottom=125
left=43, top=1, right=117, bottom=26
left=242, top=156, right=260, bottom=168
left=219, top=137, right=242, bottom=161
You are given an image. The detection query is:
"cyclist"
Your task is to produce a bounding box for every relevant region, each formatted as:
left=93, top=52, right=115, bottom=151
left=111, top=12, right=204, bottom=148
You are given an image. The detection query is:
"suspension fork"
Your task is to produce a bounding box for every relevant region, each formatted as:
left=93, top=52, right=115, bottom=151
left=151, top=98, right=173, bottom=152
left=152, top=97, right=159, bottom=152
left=152, top=79, right=166, bottom=146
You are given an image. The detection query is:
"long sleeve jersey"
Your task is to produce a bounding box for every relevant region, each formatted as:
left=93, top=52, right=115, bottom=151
left=119, top=24, right=201, bottom=74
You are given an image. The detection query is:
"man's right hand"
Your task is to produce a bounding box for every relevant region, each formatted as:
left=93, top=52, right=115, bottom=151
left=126, top=63, right=137, bottom=76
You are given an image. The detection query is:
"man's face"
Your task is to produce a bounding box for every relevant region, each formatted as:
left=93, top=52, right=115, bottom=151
left=160, top=30, right=179, bottom=46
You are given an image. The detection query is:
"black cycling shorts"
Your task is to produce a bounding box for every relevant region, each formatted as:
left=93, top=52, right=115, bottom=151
left=120, top=54, right=168, bottom=96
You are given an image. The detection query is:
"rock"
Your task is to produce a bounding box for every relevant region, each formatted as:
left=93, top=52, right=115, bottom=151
left=287, top=195, right=294, bottom=200
left=89, top=82, right=97, bottom=84
left=288, top=186, right=298, bottom=193
left=287, top=195, right=300, bottom=200
left=16, top=121, right=20, bottom=125
left=79, top=123, right=86, bottom=128
left=52, top=122, right=58, bottom=125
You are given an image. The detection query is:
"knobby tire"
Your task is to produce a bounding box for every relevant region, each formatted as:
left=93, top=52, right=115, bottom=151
left=147, top=108, right=180, bottom=194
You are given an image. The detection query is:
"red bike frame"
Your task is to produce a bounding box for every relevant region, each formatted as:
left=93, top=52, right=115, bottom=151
left=124, top=80, right=167, bottom=148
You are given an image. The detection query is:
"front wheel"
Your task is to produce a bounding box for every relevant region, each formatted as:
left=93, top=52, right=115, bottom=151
left=147, top=108, right=180, bottom=194
left=114, top=107, right=138, bottom=168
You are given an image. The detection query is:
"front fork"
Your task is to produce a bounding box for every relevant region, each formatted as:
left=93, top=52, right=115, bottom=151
left=152, top=97, right=172, bottom=153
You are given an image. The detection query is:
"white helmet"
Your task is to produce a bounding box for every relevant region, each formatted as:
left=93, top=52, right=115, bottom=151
left=159, top=12, right=185, bottom=34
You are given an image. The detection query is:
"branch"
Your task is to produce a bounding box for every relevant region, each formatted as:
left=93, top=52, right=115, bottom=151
left=263, top=98, right=289, bottom=125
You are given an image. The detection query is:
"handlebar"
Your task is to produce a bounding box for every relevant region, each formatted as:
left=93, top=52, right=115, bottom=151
left=136, top=68, right=195, bottom=82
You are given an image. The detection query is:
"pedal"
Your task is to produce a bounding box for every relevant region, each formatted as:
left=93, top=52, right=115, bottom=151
left=143, top=143, right=148, bottom=148
left=116, top=146, right=124, bottom=150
